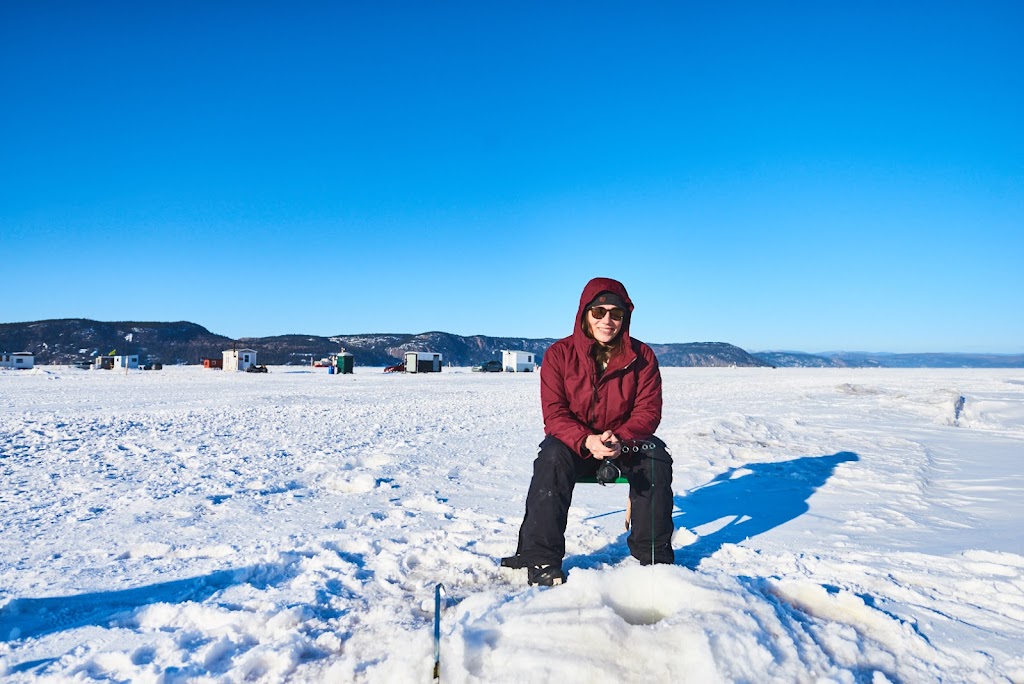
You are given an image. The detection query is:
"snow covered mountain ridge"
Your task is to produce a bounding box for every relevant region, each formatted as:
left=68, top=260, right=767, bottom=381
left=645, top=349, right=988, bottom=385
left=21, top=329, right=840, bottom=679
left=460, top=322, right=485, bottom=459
left=1, top=319, right=1021, bottom=367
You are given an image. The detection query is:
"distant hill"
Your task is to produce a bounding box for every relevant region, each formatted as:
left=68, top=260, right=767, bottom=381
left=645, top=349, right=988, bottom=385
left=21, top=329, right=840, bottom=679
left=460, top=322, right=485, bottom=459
left=649, top=341, right=769, bottom=367
left=246, top=331, right=558, bottom=367
left=6, top=320, right=1018, bottom=368
left=0, top=319, right=233, bottom=366
left=1, top=319, right=764, bottom=367
left=753, top=351, right=840, bottom=368
left=822, top=351, right=1024, bottom=368
left=753, top=350, right=1024, bottom=368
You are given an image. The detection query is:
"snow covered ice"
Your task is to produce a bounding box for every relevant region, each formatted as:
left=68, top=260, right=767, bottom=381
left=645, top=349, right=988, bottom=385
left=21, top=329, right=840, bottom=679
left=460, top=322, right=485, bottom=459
left=1, top=366, right=1022, bottom=682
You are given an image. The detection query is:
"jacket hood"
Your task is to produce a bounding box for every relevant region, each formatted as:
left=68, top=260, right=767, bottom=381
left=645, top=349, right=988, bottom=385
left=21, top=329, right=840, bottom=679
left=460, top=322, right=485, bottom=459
left=573, top=277, right=635, bottom=357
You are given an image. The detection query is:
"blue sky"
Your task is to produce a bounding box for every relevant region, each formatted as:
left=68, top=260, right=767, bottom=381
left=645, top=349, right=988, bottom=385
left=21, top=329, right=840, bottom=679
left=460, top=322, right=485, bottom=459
left=2, top=2, right=1021, bottom=352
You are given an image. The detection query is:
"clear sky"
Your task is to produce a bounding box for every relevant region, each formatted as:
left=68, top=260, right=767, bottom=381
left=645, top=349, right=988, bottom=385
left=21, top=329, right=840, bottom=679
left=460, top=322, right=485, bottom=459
left=2, top=2, right=1021, bottom=353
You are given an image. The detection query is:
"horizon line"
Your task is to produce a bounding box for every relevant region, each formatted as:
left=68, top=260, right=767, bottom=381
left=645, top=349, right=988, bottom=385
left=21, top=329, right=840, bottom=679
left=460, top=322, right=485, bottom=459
left=2, top=317, right=1023, bottom=356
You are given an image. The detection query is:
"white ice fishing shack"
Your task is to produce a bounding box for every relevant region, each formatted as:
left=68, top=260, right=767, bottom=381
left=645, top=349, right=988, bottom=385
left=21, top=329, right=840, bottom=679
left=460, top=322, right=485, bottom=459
left=502, top=350, right=536, bottom=372
left=404, top=351, right=442, bottom=373
left=0, top=352, right=34, bottom=369
left=113, top=354, right=139, bottom=370
left=223, top=348, right=258, bottom=372
left=92, top=354, right=138, bottom=370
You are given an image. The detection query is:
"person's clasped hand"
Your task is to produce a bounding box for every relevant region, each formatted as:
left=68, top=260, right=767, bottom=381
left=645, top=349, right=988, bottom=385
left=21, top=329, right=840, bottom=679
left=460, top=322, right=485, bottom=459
left=585, top=431, right=621, bottom=460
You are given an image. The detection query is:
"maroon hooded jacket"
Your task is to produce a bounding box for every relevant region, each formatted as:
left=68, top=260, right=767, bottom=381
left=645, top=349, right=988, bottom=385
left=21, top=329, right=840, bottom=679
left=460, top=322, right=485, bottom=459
left=540, top=277, right=663, bottom=457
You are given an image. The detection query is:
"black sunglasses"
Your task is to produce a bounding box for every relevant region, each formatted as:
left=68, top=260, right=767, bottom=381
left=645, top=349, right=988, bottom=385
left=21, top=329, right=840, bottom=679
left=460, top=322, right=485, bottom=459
left=588, top=306, right=625, bottom=321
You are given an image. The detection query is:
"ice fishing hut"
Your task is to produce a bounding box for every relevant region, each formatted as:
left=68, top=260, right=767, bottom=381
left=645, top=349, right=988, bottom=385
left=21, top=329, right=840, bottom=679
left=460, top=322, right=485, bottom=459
left=113, top=354, right=140, bottom=370
left=330, top=352, right=354, bottom=375
left=0, top=352, right=34, bottom=369
left=404, top=351, right=442, bottom=373
left=502, top=350, right=536, bottom=372
left=223, top=348, right=258, bottom=372
left=202, top=358, right=223, bottom=369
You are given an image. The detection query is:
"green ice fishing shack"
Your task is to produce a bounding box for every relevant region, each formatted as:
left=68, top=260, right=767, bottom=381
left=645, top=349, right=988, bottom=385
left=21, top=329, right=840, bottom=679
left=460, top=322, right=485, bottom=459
left=332, top=352, right=354, bottom=374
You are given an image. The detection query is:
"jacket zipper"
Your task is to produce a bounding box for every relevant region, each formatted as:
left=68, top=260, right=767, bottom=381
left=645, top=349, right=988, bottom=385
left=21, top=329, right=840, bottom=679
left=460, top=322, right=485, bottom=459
left=590, top=356, right=636, bottom=427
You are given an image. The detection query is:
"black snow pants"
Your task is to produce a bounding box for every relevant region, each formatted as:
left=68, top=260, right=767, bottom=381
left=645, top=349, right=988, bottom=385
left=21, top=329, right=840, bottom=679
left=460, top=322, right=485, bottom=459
left=514, top=435, right=675, bottom=567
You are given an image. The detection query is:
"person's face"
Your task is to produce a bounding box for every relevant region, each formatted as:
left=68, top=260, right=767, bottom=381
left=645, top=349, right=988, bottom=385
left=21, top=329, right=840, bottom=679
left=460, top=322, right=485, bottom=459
left=587, top=305, right=625, bottom=344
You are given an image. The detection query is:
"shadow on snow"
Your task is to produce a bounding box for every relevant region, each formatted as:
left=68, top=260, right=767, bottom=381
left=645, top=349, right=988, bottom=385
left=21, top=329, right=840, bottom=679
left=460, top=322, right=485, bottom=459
left=672, top=451, right=859, bottom=567
left=0, top=560, right=304, bottom=644
left=569, top=451, right=859, bottom=571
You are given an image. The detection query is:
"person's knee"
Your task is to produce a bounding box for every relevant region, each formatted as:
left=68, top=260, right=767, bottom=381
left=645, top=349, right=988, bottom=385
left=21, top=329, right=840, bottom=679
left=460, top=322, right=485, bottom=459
left=647, top=436, right=673, bottom=480
left=535, top=436, right=576, bottom=474
left=648, top=436, right=672, bottom=462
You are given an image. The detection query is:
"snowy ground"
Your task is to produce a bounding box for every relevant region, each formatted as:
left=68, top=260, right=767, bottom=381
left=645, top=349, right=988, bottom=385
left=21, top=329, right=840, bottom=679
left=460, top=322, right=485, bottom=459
left=1, top=365, right=1022, bottom=683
